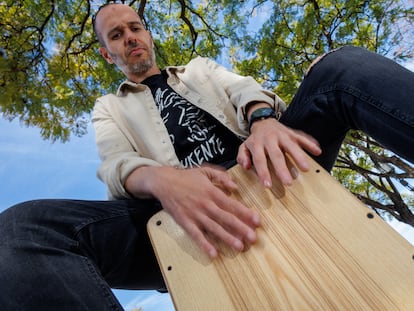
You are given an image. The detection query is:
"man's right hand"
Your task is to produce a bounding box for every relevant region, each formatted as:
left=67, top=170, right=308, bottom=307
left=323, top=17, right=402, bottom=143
left=125, top=165, right=261, bottom=258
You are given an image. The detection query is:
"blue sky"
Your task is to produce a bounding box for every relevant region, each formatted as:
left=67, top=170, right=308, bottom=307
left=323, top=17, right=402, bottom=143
left=0, top=118, right=175, bottom=310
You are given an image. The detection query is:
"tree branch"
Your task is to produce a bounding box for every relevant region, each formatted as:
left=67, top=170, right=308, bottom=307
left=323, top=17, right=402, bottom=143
left=176, top=0, right=198, bottom=54
left=65, top=0, right=91, bottom=55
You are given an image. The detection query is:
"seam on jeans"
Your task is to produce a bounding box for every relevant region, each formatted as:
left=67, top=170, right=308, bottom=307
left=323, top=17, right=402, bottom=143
left=72, top=210, right=131, bottom=238
left=311, top=83, right=414, bottom=127
left=82, top=256, right=124, bottom=311
left=75, top=213, right=135, bottom=259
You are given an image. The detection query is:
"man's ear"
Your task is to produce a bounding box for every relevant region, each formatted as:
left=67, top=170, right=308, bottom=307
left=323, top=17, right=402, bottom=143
left=99, top=47, right=114, bottom=64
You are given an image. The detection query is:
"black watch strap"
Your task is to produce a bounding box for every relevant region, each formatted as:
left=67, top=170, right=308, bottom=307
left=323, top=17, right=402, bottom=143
left=248, top=107, right=277, bottom=132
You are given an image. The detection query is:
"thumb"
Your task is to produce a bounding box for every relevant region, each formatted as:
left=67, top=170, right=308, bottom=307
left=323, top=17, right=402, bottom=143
left=237, top=143, right=253, bottom=169
left=201, top=166, right=238, bottom=192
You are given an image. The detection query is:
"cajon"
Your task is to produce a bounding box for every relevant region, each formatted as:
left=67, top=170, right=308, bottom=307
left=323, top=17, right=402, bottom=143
left=147, top=158, right=414, bottom=310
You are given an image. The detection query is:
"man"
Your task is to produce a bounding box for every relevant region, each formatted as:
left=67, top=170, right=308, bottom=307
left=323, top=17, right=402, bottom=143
left=92, top=3, right=323, bottom=259
left=0, top=3, right=412, bottom=310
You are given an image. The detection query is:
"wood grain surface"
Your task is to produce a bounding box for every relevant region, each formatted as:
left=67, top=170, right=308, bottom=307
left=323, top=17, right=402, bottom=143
left=147, top=159, right=414, bottom=310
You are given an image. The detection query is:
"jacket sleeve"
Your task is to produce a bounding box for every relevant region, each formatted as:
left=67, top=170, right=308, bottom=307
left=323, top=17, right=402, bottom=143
left=92, top=95, right=162, bottom=199
left=200, top=57, right=286, bottom=132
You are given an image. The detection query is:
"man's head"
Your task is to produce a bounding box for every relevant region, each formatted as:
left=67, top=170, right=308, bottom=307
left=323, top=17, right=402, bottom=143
left=93, top=3, right=159, bottom=82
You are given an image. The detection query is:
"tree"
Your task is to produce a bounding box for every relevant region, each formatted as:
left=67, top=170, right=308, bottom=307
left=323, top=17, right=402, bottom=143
left=1, top=0, right=413, bottom=226
left=0, top=0, right=247, bottom=141
left=231, top=0, right=414, bottom=226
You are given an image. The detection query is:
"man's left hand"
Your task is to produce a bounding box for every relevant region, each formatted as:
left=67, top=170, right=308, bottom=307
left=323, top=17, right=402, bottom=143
left=237, top=118, right=322, bottom=187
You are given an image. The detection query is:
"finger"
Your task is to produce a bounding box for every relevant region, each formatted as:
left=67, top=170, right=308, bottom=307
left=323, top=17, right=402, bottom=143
left=181, top=201, right=250, bottom=256
left=202, top=167, right=238, bottom=192
left=250, top=141, right=293, bottom=187
left=219, top=206, right=259, bottom=244
left=284, top=142, right=312, bottom=172
left=246, top=141, right=274, bottom=188
left=207, top=191, right=261, bottom=240
left=266, top=148, right=294, bottom=186
left=264, top=132, right=314, bottom=185
left=282, top=131, right=321, bottom=172
left=236, top=143, right=253, bottom=169
left=179, top=216, right=219, bottom=259
left=200, top=213, right=245, bottom=252
left=293, top=129, right=322, bottom=156
left=203, top=163, right=261, bottom=229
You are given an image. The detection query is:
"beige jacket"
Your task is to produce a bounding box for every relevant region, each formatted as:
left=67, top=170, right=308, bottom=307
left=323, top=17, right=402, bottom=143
left=92, top=56, right=285, bottom=199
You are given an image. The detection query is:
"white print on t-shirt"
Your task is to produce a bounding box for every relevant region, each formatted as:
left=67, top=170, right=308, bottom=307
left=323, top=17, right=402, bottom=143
left=180, top=133, right=226, bottom=168
left=154, top=87, right=226, bottom=168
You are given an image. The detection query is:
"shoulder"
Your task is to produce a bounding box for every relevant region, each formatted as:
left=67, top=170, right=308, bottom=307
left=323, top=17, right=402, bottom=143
left=94, top=92, right=118, bottom=108
left=94, top=80, right=147, bottom=106
left=187, top=56, right=221, bottom=69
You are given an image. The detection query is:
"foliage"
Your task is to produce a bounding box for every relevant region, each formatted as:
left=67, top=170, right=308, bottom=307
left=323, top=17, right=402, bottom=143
left=0, top=0, right=413, bottom=225
left=229, top=0, right=414, bottom=225
left=232, top=0, right=414, bottom=101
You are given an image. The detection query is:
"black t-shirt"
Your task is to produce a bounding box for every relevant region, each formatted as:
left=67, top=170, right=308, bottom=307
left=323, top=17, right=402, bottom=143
left=141, top=70, right=242, bottom=169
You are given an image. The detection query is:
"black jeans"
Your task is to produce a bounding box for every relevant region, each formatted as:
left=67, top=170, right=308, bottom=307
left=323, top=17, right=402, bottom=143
left=281, top=46, right=414, bottom=168
left=1, top=46, right=413, bottom=310
left=0, top=199, right=164, bottom=310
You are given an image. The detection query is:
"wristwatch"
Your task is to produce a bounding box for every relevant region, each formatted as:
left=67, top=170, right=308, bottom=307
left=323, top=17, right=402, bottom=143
left=248, top=107, right=277, bottom=132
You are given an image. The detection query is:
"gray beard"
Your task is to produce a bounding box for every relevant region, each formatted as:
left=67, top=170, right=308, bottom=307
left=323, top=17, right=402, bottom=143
left=110, top=48, right=156, bottom=75
left=127, top=56, right=154, bottom=74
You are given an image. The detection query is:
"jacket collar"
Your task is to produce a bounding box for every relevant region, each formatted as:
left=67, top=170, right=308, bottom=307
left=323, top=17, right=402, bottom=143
left=116, top=64, right=187, bottom=96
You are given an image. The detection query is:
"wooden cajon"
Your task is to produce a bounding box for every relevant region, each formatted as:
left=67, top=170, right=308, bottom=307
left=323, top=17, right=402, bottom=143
left=147, top=158, right=414, bottom=310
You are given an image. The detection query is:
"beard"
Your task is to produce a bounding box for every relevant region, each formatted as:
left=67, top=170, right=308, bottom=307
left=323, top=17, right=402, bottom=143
left=126, top=48, right=156, bottom=74
left=110, top=44, right=156, bottom=75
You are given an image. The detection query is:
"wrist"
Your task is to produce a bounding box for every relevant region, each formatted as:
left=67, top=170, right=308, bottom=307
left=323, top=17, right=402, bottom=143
left=125, top=166, right=173, bottom=199
left=245, top=101, right=272, bottom=119
left=248, top=107, right=279, bottom=132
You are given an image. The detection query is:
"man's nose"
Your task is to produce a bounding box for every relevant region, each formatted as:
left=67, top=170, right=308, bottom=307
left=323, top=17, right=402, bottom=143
left=125, top=30, right=137, bottom=45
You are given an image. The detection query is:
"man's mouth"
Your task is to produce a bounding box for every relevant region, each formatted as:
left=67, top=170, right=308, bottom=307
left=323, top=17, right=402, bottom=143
left=128, top=47, right=145, bottom=56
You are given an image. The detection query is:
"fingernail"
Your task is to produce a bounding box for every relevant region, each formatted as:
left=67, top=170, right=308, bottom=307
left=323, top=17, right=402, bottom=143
left=264, top=180, right=271, bottom=188
left=209, top=248, right=218, bottom=258
left=252, top=213, right=261, bottom=226
left=247, top=230, right=256, bottom=242
left=233, top=239, right=244, bottom=251
left=290, top=166, right=299, bottom=179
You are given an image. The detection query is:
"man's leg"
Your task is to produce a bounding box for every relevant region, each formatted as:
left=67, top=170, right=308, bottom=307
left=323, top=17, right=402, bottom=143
left=0, top=199, right=163, bottom=311
left=280, top=45, right=414, bottom=170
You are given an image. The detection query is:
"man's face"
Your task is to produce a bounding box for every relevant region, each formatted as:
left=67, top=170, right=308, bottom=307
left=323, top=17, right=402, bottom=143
left=95, top=4, right=156, bottom=78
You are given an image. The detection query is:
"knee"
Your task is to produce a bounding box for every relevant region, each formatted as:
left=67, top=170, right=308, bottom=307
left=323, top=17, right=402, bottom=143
left=0, top=200, right=58, bottom=240
left=1, top=199, right=51, bottom=220
left=306, top=46, right=372, bottom=78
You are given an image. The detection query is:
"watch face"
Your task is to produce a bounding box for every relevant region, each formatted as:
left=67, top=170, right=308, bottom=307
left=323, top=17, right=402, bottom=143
left=251, top=108, right=276, bottom=120
left=248, top=107, right=276, bottom=131
left=256, top=108, right=275, bottom=118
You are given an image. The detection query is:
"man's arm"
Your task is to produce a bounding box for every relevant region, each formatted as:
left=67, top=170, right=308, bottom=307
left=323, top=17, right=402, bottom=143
left=93, top=95, right=260, bottom=259
left=125, top=165, right=261, bottom=258
left=196, top=58, right=319, bottom=186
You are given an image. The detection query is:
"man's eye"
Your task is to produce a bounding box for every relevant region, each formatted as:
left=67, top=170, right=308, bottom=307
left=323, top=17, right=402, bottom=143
left=112, top=33, right=121, bottom=40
